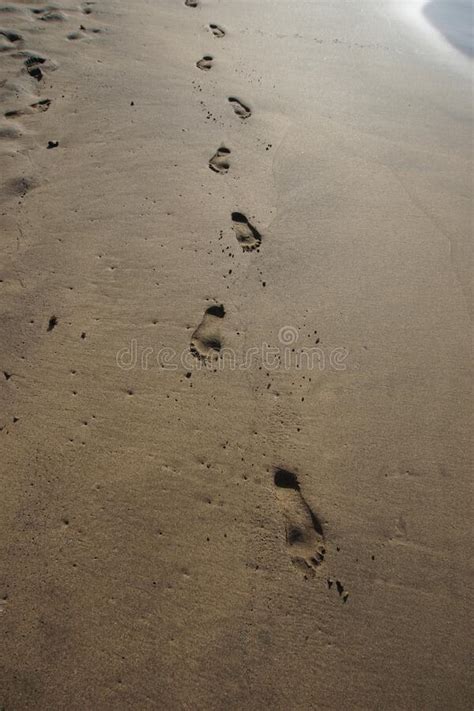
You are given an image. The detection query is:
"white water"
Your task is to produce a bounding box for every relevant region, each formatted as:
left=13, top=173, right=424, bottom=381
left=392, top=0, right=472, bottom=75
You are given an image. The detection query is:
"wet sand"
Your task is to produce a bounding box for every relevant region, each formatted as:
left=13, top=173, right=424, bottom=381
left=0, top=0, right=472, bottom=708
left=424, top=0, right=473, bottom=56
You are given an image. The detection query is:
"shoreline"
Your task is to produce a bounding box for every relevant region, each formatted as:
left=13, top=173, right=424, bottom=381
left=393, top=0, right=473, bottom=72
left=423, top=0, right=473, bottom=57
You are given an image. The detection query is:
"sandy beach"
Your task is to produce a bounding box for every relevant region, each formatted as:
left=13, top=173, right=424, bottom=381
left=0, top=0, right=472, bottom=708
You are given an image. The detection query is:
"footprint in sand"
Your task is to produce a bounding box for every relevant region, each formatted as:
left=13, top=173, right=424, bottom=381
left=5, top=98, right=51, bottom=118
left=4, top=175, right=38, bottom=199
left=209, top=23, right=225, bottom=38
left=67, top=25, right=102, bottom=40
left=31, top=7, right=66, bottom=21
left=228, top=97, right=251, bottom=120
left=25, top=59, right=45, bottom=81
left=273, top=468, right=326, bottom=576
left=4, top=110, right=22, bottom=119
left=31, top=98, right=51, bottom=112
left=0, top=28, right=23, bottom=44
left=0, top=122, right=22, bottom=139
left=196, top=55, right=213, bottom=71
left=209, top=146, right=231, bottom=174
left=185, top=0, right=199, bottom=6
left=231, top=212, right=262, bottom=252
left=0, top=35, right=13, bottom=52
left=16, top=53, right=48, bottom=81
left=327, top=578, right=349, bottom=603
left=81, top=2, right=95, bottom=14
left=190, top=304, right=225, bottom=360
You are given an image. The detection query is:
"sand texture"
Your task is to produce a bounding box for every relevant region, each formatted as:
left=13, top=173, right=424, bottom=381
left=0, top=0, right=472, bottom=708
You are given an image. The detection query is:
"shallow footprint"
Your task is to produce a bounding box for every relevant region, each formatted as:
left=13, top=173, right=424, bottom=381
left=30, top=98, right=51, bottom=112
left=31, top=7, right=66, bottom=21
left=0, top=122, right=21, bottom=139
left=190, top=304, right=225, bottom=361
left=81, top=2, right=95, bottom=14
left=196, top=55, right=213, bottom=71
left=67, top=24, right=101, bottom=39
left=5, top=98, right=51, bottom=118
left=209, top=146, right=230, bottom=174
left=273, top=468, right=326, bottom=576
left=231, top=212, right=261, bottom=252
left=209, top=23, right=225, bottom=37
left=228, top=97, right=251, bottom=119
left=0, top=35, right=14, bottom=52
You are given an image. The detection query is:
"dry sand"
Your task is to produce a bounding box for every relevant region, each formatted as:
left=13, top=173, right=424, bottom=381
left=0, top=0, right=472, bottom=708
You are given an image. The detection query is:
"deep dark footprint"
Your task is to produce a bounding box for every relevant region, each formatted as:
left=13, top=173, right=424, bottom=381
left=209, top=146, right=230, bottom=174
left=20, top=53, right=47, bottom=81
left=231, top=212, right=261, bottom=252
left=190, top=304, right=225, bottom=361
left=228, top=97, right=251, bottom=119
left=27, top=66, right=42, bottom=81
left=196, top=55, right=213, bottom=71
left=0, top=29, right=23, bottom=43
left=185, top=0, right=198, bottom=6
left=209, top=23, right=225, bottom=37
left=4, top=109, right=22, bottom=118
left=273, top=468, right=326, bottom=576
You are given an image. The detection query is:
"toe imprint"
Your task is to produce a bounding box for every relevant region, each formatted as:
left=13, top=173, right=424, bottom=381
left=209, top=146, right=231, bottom=174
left=228, top=97, right=251, bottom=119
left=209, top=23, right=225, bottom=38
left=190, top=304, right=225, bottom=361
left=196, top=55, right=213, bottom=71
left=231, top=212, right=262, bottom=252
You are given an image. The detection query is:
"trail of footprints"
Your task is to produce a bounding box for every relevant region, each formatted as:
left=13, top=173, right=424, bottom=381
left=0, top=5, right=109, bottom=440
left=0, top=1, right=103, bottom=130
left=0, top=2, right=346, bottom=600
left=184, top=8, right=347, bottom=598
